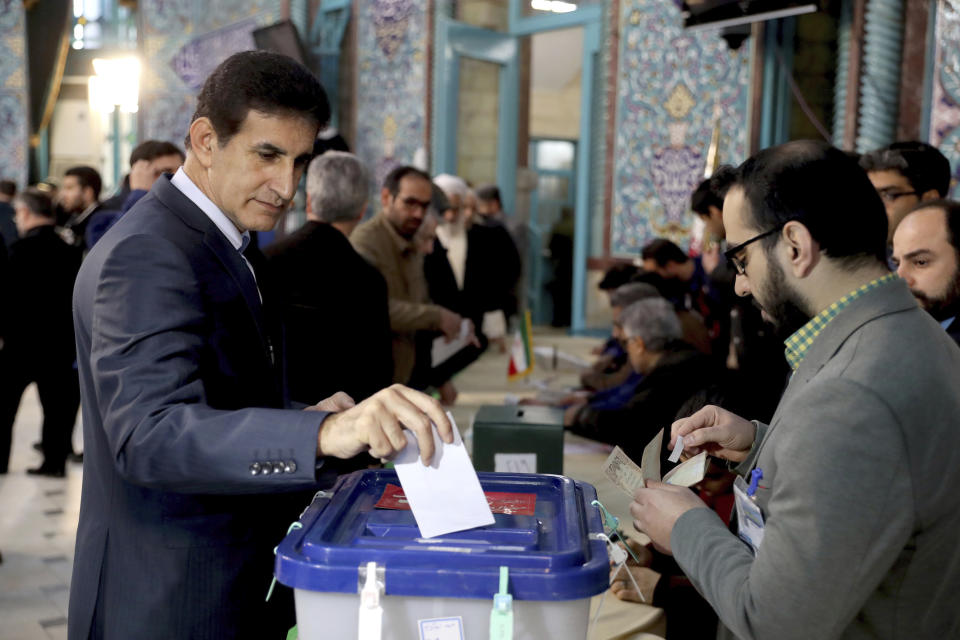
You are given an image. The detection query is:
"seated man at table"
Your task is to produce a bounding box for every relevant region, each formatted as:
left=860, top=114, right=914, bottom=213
left=565, top=297, right=720, bottom=463
left=581, top=282, right=664, bottom=392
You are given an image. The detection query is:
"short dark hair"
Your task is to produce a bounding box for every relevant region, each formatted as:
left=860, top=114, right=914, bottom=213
left=907, top=199, right=960, bottom=258
left=65, top=166, right=102, bottom=200
left=0, top=179, right=15, bottom=197
left=130, top=140, right=185, bottom=166
left=859, top=141, right=952, bottom=198
left=642, top=238, right=690, bottom=266
left=14, top=188, right=54, bottom=219
left=598, top=263, right=640, bottom=290
left=382, top=165, right=432, bottom=197
left=476, top=184, right=501, bottom=205
left=186, top=50, right=330, bottom=150
left=691, top=180, right=722, bottom=217
left=735, top=140, right=887, bottom=266
left=631, top=270, right=689, bottom=307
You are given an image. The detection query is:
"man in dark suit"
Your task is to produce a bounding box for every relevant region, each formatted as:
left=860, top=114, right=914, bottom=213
left=0, top=189, right=82, bottom=477
left=892, top=199, right=960, bottom=346
left=57, top=166, right=113, bottom=253
left=264, top=151, right=392, bottom=404
left=0, top=179, right=18, bottom=247
left=68, top=51, right=451, bottom=640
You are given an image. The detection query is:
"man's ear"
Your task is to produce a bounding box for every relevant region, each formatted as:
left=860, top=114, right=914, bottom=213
left=355, top=198, right=368, bottom=222
left=781, top=220, right=818, bottom=278
left=920, top=188, right=941, bottom=203
left=188, top=118, right=217, bottom=169
left=380, top=187, right=392, bottom=212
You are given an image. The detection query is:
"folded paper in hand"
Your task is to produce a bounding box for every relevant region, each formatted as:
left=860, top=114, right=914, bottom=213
left=602, top=428, right=708, bottom=497
left=431, top=319, right=473, bottom=368
left=393, top=412, right=495, bottom=538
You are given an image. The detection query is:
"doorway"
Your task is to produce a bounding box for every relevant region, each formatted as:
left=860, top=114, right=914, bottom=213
left=432, top=1, right=602, bottom=332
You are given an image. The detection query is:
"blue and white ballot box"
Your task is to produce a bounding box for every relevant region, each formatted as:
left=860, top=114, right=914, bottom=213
left=275, top=469, right=609, bottom=640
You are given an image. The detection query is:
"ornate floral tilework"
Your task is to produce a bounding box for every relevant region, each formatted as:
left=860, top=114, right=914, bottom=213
left=611, top=0, right=751, bottom=255
left=138, top=0, right=281, bottom=146
left=929, top=1, right=960, bottom=198
left=354, top=0, right=428, bottom=192
left=0, top=0, right=28, bottom=187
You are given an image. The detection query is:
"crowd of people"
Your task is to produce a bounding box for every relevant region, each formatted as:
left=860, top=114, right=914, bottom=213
left=0, top=48, right=958, bottom=639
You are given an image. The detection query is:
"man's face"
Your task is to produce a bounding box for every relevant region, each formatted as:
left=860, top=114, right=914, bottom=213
left=206, top=110, right=316, bottom=233
left=59, top=176, right=92, bottom=213
left=462, top=192, right=477, bottom=225
left=443, top=192, right=462, bottom=225
left=476, top=198, right=499, bottom=218
left=893, top=207, right=960, bottom=321
left=867, top=169, right=920, bottom=242
left=611, top=305, right=624, bottom=341
left=415, top=215, right=438, bottom=255
left=153, top=153, right=183, bottom=179
left=383, top=175, right=432, bottom=238
left=723, top=186, right=811, bottom=338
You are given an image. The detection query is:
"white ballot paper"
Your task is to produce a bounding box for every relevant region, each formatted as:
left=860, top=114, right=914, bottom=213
left=394, top=413, right=495, bottom=538
left=431, top=319, right=473, bottom=368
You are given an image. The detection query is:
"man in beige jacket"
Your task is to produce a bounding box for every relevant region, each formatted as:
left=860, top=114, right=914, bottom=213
left=352, top=166, right=463, bottom=383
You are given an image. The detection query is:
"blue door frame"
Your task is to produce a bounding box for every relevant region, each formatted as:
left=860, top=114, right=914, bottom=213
left=433, top=1, right=602, bottom=333
left=432, top=17, right=520, bottom=216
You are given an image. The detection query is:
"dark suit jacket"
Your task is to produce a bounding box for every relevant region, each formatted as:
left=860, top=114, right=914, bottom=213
left=4, top=225, right=81, bottom=365
left=424, top=225, right=520, bottom=331
left=263, top=220, right=393, bottom=404
left=0, top=200, right=16, bottom=248
left=68, top=175, right=330, bottom=640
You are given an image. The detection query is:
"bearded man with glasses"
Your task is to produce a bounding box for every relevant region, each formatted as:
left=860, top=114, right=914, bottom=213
left=630, top=140, right=960, bottom=640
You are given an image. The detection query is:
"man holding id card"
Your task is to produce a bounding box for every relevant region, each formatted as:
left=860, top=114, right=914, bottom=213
left=629, top=141, right=960, bottom=640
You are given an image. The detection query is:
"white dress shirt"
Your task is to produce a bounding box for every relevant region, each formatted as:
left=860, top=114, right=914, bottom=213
left=170, top=168, right=261, bottom=299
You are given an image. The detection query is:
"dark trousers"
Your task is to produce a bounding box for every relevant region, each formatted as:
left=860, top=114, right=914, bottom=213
left=0, top=353, right=80, bottom=473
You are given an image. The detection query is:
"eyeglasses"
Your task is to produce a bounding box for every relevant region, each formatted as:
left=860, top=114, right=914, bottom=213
left=877, top=188, right=917, bottom=203
left=398, top=196, right=431, bottom=213
left=724, top=226, right=782, bottom=275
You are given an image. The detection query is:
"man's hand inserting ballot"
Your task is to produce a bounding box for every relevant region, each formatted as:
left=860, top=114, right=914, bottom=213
left=316, top=384, right=453, bottom=465
left=630, top=481, right=709, bottom=555
left=306, top=391, right=357, bottom=413
left=670, top=405, right=756, bottom=463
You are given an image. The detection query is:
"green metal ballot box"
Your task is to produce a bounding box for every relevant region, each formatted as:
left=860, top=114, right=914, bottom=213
left=472, top=405, right=565, bottom=474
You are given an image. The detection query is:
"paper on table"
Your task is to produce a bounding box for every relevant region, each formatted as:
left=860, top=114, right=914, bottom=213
left=662, top=451, right=708, bottom=487
left=431, top=319, right=472, bottom=368
left=532, top=346, right=592, bottom=369
left=393, top=412, right=495, bottom=538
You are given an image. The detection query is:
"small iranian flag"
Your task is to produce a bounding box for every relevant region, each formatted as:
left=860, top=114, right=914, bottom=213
left=508, top=311, right=534, bottom=380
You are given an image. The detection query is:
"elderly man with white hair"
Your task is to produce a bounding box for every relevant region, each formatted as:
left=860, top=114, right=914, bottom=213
left=566, top=296, right=722, bottom=465
left=430, top=173, right=520, bottom=351
left=265, top=151, right=393, bottom=408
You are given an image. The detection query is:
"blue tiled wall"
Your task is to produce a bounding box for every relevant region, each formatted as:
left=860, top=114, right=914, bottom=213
left=0, top=3, right=29, bottom=188
left=610, top=0, right=752, bottom=255
left=138, top=0, right=282, bottom=147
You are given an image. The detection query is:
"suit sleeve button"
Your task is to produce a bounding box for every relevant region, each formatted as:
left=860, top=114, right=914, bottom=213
left=249, top=462, right=261, bottom=475
left=285, top=460, right=297, bottom=474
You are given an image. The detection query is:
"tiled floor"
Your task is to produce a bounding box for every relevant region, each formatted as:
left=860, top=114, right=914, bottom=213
left=0, top=385, right=83, bottom=640
left=0, top=330, right=664, bottom=640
